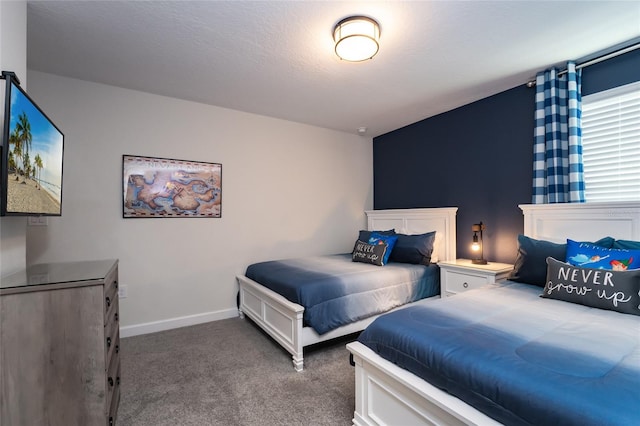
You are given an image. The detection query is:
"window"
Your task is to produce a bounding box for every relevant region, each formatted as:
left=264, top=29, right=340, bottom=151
left=581, top=81, right=640, bottom=202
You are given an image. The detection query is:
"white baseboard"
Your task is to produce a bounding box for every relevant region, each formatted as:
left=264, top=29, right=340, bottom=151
left=119, top=308, right=239, bottom=338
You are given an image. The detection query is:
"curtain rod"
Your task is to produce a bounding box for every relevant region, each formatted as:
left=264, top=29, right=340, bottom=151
left=525, top=42, right=640, bottom=88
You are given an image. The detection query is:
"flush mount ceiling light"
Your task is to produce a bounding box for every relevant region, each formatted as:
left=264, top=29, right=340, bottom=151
left=333, top=16, right=380, bottom=62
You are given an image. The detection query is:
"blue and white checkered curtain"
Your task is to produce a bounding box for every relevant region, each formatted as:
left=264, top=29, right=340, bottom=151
left=532, top=62, right=585, bottom=203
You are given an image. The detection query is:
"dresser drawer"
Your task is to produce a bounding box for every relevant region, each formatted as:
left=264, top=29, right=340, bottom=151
left=104, top=286, right=118, bottom=324
left=107, top=366, right=120, bottom=426
left=106, top=357, right=120, bottom=416
left=443, top=270, right=489, bottom=295
left=104, top=266, right=119, bottom=295
left=105, top=323, right=120, bottom=368
left=104, top=267, right=118, bottom=323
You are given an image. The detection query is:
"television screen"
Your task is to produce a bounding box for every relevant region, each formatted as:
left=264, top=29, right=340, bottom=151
left=1, top=76, right=64, bottom=216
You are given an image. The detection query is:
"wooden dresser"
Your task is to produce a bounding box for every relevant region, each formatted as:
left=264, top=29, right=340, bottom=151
left=0, top=259, right=121, bottom=426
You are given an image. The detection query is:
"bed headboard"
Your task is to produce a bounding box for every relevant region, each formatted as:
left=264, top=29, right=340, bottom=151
left=520, top=202, right=640, bottom=243
left=365, top=207, right=458, bottom=262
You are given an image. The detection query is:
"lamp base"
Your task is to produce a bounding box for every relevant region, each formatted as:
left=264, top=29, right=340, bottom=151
left=472, top=259, right=487, bottom=265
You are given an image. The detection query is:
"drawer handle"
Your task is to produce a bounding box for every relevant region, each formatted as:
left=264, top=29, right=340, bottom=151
left=108, top=377, right=114, bottom=387
left=117, top=376, right=120, bottom=386
left=463, top=282, right=469, bottom=288
left=114, top=280, right=118, bottom=289
left=109, top=417, right=114, bottom=426
left=107, top=337, right=111, bottom=348
left=115, top=313, right=119, bottom=322
left=116, top=344, right=120, bottom=354
left=106, top=296, right=111, bottom=308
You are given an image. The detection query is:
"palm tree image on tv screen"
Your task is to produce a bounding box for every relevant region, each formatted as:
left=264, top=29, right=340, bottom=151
left=6, top=81, right=63, bottom=215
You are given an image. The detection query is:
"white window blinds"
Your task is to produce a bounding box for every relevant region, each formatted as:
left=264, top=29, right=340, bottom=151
left=581, top=81, right=640, bottom=202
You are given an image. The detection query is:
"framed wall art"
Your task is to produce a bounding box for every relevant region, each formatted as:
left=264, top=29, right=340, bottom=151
left=122, top=155, right=222, bottom=218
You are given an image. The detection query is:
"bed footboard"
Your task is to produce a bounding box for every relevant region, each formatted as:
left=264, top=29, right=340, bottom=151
left=346, top=342, right=500, bottom=426
left=237, top=275, right=305, bottom=371
left=239, top=272, right=442, bottom=372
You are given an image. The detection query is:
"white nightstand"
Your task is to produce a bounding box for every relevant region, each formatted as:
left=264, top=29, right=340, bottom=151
left=438, top=259, right=514, bottom=297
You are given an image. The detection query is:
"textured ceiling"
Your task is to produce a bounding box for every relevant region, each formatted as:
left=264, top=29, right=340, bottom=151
left=26, top=1, right=640, bottom=137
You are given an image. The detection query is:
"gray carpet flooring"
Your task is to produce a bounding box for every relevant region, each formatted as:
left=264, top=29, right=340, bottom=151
left=118, top=317, right=357, bottom=425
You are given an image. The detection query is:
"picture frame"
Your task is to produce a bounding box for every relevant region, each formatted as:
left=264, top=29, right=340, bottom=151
left=122, top=155, right=222, bottom=218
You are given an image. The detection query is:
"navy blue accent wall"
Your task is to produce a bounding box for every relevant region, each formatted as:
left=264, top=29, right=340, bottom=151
left=373, top=48, right=640, bottom=264
left=583, top=48, right=640, bottom=95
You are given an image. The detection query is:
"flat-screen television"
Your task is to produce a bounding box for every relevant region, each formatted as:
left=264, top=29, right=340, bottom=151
left=1, top=71, right=64, bottom=216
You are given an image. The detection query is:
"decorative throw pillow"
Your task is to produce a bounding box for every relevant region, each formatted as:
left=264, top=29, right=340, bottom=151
left=389, top=231, right=436, bottom=265
left=565, top=239, right=640, bottom=271
left=508, top=235, right=616, bottom=287
left=368, top=232, right=398, bottom=265
left=352, top=239, right=388, bottom=266
left=542, top=257, right=640, bottom=316
left=613, top=239, right=640, bottom=250
left=358, top=229, right=395, bottom=244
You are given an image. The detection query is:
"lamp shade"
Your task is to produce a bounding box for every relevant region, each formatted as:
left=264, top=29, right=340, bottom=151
left=333, top=16, right=380, bottom=62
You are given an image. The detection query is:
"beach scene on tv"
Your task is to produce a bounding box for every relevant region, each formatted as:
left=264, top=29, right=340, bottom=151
left=6, top=82, right=63, bottom=215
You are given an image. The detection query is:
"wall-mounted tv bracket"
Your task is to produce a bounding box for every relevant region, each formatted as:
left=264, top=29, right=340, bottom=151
left=1, top=71, right=20, bottom=86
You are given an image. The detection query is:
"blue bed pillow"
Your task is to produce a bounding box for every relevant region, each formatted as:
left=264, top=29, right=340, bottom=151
left=593, top=236, right=615, bottom=248
left=565, top=239, right=640, bottom=271
left=352, top=239, right=388, bottom=266
left=508, top=235, right=615, bottom=287
left=543, top=257, right=640, bottom=316
left=508, top=235, right=567, bottom=287
left=388, top=231, right=436, bottom=265
left=358, top=229, right=395, bottom=243
left=368, top=232, right=398, bottom=265
left=613, top=239, right=640, bottom=250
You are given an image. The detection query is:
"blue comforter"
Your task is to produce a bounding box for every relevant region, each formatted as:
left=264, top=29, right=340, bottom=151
left=245, top=254, right=439, bottom=334
left=358, top=281, right=640, bottom=426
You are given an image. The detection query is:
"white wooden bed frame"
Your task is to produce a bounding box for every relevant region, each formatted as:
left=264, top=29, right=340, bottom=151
left=237, top=207, right=458, bottom=372
left=347, top=202, right=640, bottom=426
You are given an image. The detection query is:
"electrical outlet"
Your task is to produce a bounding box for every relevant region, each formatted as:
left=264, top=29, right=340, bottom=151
left=28, top=216, right=48, bottom=226
left=118, top=284, right=128, bottom=299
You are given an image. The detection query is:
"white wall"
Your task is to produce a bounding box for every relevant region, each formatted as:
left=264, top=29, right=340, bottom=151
left=26, top=71, right=373, bottom=335
left=0, top=0, right=27, bottom=279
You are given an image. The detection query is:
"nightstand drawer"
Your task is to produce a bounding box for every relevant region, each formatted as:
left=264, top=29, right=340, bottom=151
left=443, top=270, right=489, bottom=295
left=439, top=259, right=514, bottom=297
